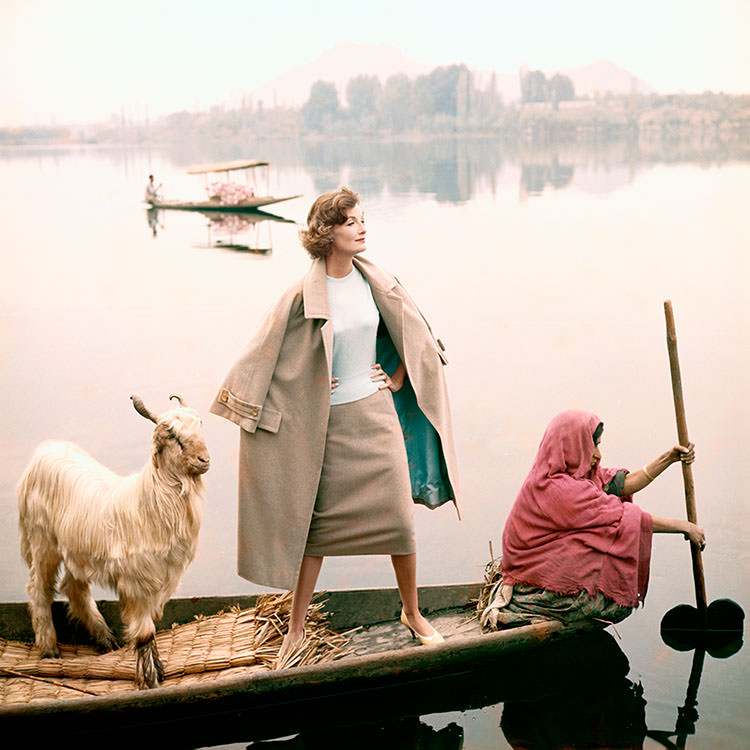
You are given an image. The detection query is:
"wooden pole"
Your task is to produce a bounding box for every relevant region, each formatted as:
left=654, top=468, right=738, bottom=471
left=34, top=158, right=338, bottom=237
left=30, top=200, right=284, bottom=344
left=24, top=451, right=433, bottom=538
left=664, top=300, right=708, bottom=618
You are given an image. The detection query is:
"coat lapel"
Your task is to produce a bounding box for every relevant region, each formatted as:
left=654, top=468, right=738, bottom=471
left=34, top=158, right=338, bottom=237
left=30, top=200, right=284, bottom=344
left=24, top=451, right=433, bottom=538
left=303, top=258, right=333, bottom=377
left=354, top=256, right=406, bottom=360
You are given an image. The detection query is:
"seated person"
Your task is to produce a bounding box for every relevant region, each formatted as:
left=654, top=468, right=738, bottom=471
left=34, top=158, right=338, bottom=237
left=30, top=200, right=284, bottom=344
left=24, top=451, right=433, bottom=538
left=481, top=409, right=705, bottom=629
left=145, top=174, right=162, bottom=202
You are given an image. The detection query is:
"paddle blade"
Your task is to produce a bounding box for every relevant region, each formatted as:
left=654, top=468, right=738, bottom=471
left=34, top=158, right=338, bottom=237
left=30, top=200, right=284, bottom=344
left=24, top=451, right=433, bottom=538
left=706, top=598, right=745, bottom=633
left=661, top=599, right=745, bottom=655
left=661, top=604, right=702, bottom=650
left=705, top=599, right=745, bottom=658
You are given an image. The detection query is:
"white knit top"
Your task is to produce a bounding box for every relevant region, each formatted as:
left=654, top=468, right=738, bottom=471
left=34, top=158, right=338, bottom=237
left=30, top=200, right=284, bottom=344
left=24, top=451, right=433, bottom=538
left=327, top=268, right=380, bottom=405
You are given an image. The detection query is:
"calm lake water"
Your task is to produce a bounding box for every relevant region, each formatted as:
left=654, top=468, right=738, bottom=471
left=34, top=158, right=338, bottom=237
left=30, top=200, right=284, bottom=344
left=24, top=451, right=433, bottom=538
left=1, top=136, right=748, bottom=748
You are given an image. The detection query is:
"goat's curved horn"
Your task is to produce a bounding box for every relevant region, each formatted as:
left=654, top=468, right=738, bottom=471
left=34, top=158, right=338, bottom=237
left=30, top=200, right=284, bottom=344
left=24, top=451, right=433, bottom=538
left=169, top=394, right=186, bottom=407
left=130, top=395, right=158, bottom=423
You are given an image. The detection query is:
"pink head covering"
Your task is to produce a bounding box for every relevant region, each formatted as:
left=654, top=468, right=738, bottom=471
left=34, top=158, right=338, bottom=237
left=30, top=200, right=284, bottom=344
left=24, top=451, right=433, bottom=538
left=501, top=410, right=653, bottom=608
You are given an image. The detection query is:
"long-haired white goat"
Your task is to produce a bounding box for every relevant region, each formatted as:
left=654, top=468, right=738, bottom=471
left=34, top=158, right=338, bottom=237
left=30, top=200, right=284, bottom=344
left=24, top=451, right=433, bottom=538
left=17, top=394, right=209, bottom=689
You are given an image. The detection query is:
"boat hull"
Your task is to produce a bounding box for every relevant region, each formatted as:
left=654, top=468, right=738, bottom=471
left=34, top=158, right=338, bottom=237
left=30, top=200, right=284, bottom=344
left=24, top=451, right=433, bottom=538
left=0, top=583, right=602, bottom=745
left=148, top=194, right=301, bottom=212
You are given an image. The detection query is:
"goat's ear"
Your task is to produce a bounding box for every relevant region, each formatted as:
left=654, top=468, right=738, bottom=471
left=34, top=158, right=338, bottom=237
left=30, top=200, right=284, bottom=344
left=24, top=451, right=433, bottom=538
left=152, top=424, right=169, bottom=467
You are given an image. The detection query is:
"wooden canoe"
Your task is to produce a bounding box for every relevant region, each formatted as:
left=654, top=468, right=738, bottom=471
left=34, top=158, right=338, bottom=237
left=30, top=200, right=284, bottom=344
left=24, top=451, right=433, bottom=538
left=147, top=193, right=301, bottom=212
left=147, top=158, right=301, bottom=213
left=0, top=583, right=603, bottom=746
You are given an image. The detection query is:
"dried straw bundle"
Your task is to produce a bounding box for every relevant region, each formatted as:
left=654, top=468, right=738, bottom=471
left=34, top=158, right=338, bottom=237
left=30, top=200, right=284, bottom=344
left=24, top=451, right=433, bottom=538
left=476, top=555, right=503, bottom=614
left=251, top=591, right=353, bottom=670
left=0, top=592, right=352, bottom=705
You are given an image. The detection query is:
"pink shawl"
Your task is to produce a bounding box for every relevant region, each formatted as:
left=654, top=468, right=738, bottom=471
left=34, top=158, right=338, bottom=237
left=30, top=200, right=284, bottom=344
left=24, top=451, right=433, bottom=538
left=501, top=410, right=653, bottom=608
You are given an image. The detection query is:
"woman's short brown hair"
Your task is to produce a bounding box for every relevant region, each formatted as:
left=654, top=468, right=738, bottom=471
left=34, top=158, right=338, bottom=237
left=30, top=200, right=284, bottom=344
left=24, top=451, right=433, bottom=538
left=299, top=186, right=360, bottom=259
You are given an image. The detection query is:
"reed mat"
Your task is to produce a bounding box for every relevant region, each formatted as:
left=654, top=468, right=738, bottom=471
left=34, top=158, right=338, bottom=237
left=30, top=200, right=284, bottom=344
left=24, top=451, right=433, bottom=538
left=0, top=592, right=352, bottom=705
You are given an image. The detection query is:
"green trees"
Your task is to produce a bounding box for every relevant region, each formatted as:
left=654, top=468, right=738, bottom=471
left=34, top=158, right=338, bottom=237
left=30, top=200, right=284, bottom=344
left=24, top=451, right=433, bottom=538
left=521, top=70, right=575, bottom=105
left=414, top=65, right=469, bottom=117
left=549, top=73, right=575, bottom=104
left=521, top=71, right=549, bottom=103
left=377, top=74, right=415, bottom=133
left=301, top=81, right=340, bottom=132
left=346, top=75, right=381, bottom=123
left=301, top=64, right=502, bottom=134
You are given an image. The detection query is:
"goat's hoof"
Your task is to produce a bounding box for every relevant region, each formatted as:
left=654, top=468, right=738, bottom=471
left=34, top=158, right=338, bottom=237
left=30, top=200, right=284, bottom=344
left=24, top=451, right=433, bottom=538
left=135, top=639, right=162, bottom=689
left=135, top=672, right=160, bottom=690
left=95, top=634, right=120, bottom=653
left=38, top=642, right=61, bottom=659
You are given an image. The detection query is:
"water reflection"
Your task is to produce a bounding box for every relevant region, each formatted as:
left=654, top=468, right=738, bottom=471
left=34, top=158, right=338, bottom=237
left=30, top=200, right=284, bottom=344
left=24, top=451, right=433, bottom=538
left=158, top=134, right=750, bottom=207
left=648, top=647, right=707, bottom=750
left=650, top=612, right=744, bottom=749
left=144, top=204, right=296, bottom=254
left=194, top=209, right=296, bottom=255
left=234, top=628, right=742, bottom=750
left=499, top=635, right=646, bottom=749
left=248, top=719, right=463, bottom=749
left=226, top=631, right=642, bottom=749
left=146, top=205, right=163, bottom=236
left=301, top=138, right=503, bottom=202
left=519, top=157, right=575, bottom=197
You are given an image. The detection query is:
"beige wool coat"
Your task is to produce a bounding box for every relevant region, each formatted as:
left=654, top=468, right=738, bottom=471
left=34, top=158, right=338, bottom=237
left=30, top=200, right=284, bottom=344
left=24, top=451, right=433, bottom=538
left=210, top=255, right=461, bottom=590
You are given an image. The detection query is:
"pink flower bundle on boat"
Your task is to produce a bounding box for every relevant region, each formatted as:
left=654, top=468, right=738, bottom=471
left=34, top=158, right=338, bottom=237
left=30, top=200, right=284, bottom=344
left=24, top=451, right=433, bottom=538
left=207, top=181, right=256, bottom=205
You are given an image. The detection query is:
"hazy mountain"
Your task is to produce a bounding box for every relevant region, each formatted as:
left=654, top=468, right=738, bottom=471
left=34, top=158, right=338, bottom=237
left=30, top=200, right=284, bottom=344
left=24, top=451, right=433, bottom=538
left=557, top=60, right=656, bottom=97
left=248, top=44, right=656, bottom=109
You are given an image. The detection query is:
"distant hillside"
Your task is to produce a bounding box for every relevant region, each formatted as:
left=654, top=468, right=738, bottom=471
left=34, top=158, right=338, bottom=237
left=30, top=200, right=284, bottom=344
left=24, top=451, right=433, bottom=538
left=558, top=60, right=656, bottom=97
left=247, top=44, right=657, bottom=108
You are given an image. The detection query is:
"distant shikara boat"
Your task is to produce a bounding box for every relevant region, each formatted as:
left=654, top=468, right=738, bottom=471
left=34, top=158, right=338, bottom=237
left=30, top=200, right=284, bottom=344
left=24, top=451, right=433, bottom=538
left=146, top=159, right=302, bottom=212
left=0, top=582, right=602, bottom=746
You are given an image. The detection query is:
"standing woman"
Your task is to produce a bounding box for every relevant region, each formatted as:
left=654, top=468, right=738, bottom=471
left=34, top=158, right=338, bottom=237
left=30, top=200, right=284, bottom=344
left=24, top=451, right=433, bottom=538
left=211, top=187, right=460, bottom=661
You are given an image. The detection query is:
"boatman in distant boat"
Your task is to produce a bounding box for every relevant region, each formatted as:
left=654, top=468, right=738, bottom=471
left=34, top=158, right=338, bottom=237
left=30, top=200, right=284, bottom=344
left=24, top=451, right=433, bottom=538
left=145, top=174, right=162, bottom=203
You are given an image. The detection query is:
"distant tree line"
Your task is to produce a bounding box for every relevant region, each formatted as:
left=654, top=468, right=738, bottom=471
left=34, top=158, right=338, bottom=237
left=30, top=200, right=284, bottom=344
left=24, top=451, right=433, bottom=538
left=299, top=66, right=577, bottom=134
left=4, top=68, right=750, bottom=146
left=521, top=70, right=575, bottom=105
left=301, top=64, right=503, bottom=134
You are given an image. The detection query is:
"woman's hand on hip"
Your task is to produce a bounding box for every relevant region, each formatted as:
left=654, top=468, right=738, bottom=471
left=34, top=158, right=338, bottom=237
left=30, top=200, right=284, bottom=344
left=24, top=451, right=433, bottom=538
left=371, top=363, right=404, bottom=392
left=330, top=377, right=339, bottom=394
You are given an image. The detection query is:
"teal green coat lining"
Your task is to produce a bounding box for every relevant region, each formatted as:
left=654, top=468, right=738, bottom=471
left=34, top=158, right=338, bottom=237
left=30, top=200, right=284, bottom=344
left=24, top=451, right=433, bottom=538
left=376, top=318, right=454, bottom=509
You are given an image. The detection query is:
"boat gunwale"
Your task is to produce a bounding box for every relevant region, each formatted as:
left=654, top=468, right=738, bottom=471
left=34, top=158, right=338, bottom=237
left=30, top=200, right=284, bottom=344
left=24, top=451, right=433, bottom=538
left=147, top=193, right=302, bottom=212
left=0, top=582, right=601, bottom=719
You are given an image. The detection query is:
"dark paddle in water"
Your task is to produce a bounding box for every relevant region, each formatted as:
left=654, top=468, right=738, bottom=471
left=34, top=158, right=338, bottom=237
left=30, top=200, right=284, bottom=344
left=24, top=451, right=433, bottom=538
left=660, top=301, right=744, bottom=656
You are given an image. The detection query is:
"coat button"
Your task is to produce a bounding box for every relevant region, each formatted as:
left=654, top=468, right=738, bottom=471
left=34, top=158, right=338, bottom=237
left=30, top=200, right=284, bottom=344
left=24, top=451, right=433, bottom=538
left=220, top=390, right=229, bottom=403
left=250, top=407, right=259, bottom=417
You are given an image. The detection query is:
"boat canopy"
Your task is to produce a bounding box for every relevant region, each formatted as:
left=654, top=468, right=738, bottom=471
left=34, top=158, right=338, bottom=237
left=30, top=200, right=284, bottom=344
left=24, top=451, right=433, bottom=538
left=186, top=159, right=270, bottom=175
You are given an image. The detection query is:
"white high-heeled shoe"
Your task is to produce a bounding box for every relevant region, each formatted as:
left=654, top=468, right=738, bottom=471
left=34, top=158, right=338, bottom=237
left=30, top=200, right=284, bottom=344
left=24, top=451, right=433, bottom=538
left=400, top=609, right=445, bottom=645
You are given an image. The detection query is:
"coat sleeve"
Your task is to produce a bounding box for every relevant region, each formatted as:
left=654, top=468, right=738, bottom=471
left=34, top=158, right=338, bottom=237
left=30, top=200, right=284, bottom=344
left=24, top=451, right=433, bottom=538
left=393, top=276, right=448, bottom=365
left=209, top=288, right=299, bottom=434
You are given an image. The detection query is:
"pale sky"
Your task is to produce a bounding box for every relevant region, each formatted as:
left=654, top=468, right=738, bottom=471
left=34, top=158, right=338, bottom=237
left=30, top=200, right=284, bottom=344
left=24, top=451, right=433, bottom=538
left=1, top=0, right=748, bottom=127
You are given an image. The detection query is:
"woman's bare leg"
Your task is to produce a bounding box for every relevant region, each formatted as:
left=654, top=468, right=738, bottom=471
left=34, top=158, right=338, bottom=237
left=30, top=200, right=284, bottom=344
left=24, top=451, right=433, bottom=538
left=391, top=553, right=437, bottom=637
left=287, top=555, right=324, bottom=641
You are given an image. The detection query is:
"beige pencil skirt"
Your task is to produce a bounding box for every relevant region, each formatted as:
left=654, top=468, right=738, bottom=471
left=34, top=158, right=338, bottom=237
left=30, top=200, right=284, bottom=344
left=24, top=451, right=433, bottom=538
left=304, top=388, right=416, bottom=556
